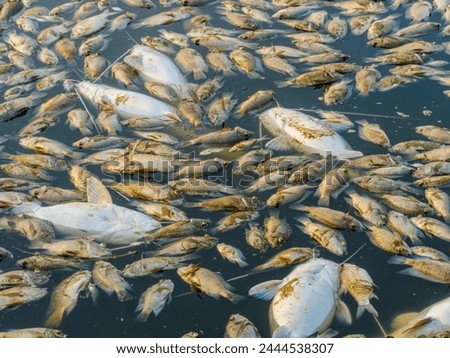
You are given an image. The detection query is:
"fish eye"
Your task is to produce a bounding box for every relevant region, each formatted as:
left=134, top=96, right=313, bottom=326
left=228, top=316, right=235, bottom=321
left=201, top=221, right=208, bottom=228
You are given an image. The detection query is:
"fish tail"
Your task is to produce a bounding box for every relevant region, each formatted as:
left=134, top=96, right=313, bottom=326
left=223, top=68, right=237, bottom=77
left=357, top=303, right=379, bottom=319
left=317, top=194, right=330, bottom=207
left=246, top=71, right=264, bottom=80
left=135, top=311, right=150, bottom=323
left=236, top=259, right=249, bottom=268
left=274, top=79, right=290, bottom=88
left=227, top=292, right=245, bottom=304
left=117, top=290, right=133, bottom=302
left=45, top=309, right=64, bottom=328
left=192, top=70, right=207, bottom=81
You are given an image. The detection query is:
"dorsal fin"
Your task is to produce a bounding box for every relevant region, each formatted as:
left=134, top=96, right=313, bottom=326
left=86, top=177, right=112, bottom=205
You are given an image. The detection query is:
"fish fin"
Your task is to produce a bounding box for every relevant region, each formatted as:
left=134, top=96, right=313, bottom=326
left=386, top=255, right=407, bottom=265
left=117, top=290, right=133, bottom=302
left=9, top=202, right=41, bottom=215
left=28, top=240, right=45, bottom=250
left=331, top=184, right=349, bottom=200
left=88, top=283, right=99, bottom=304
left=403, top=317, right=433, bottom=334
left=183, top=202, right=200, bottom=209
left=228, top=293, right=245, bottom=304
left=265, top=136, right=292, bottom=151
left=316, top=193, right=330, bottom=207
left=391, top=312, right=419, bottom=331
left=272, top=326, right=292, bottom=338
left=335, top=299, right=352, bottom=325
left=45, top=309, right=64, bottom=328
left=235, top=259, right=249, bottom=268
left=248, top=279, right=283, bottom=301
left=86, top=177, right=112, bottom=205
left=289, top=203, right=307, bottom=211
left=135, top=311, right=150, bottom=323
left=356, top=303, right=379, bottom=319
left=317, top=328, right=339, bottom=338
left=341, top=150, right=364, bottom=159
left=153, top=300, right=168, bottom=317
left=397, top=267, right=446, bottom=284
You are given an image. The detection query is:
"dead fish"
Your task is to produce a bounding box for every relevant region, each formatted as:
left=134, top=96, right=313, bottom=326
left=230, top=48, right=264, bottom=79
left=0, top=214, right=55, bottom=242
left=387, top=211, right=424, bottom=244
left=322, top=79, right=352, bottom=106
left=365, top=224, right=411, bottom=255
left=406, top=1, right=432, bottom=23
left=245, top=223, right=268, bottom=252
left=206, top=93, right=237, bottom=127
left=225, top=313, right=260, bottom=338
left=0, top=270, right=49, bottom=289
left=367, top=14, right=400, bottom=40
left=84, top=53, right=109, bottom=79
left=0, top=327, right=65, bottom=338
left=66, top=109, right=94, bottom=135
left=339, top=263, right=378, bottom=318
left=251, top=247, right=315, bottom=272
left=394, top=21, right=440, bottom=37
left=267, top=185, right=310, bottom=208
left=122, top=254, right=199, bottom=278
left=212, top=210, right=260, bottom=233
left=0, top=247, right=13, bottom=261
left=352, top=175, right=421, bottom=195
left=297, top=217, right=347, bottom=256
left=135, top=279, right=174, bottom=323
left=45, top=271, right=93, bottom=328
left=411, top=217, right=450, bottom=242
left=381, top=194, right=432, bottom=215
left=235, top=90, right=274, bottom=118
left=216, top=243, right=248, bottom=267
left=377, top=75, right=416, bottom=92
left=146, top=219, right=209, bottom=241
left=206, top=49, right=236, bottom=76
left=0, top=286, right=47, bottom=312
left=183, top=127, right=253, bottom=147
left=292, top=204, right=364, bottom=231
left=175, top=48, right=209, bottom=81
left=177, top=263, right=244, bottom=303
left=349, top=15, right=378, bottom=36
left=355, top=66, right=381, bottom=95
left=185, top=195, right=264, bottom=212
left=93, top=260, right=133, bottom=302
left=390, top=140, right=444, bottom=155
left=388, top=256, right=450, bottom=284
left=146, top=235, right=218, bottom=257
left=425, top=188, right=450, bottom=223
left=19, top=137, right=84, bottom=159
left=277, top=69, right=342, bottom=88
left=356, top=120, right=391, bottom=147
left=264, top=212, right=292, bottom=248
left=0, top=92, right=46, bottom=122
left=410, top=246, right=450, bottom=262
left=345, top=190, right=387, bottom=227
left=416, top=125, right=450, bottom=144
left=262, top=54, right=297, bottom=76
left=17, top=255, right=85, bottom=271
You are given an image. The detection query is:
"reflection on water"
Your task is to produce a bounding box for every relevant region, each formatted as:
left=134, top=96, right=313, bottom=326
left=0, top=0, right=449, bottom=338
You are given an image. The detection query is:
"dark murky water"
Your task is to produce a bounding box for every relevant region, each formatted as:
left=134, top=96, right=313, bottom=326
left=0, top=0, right=449, bottom=338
